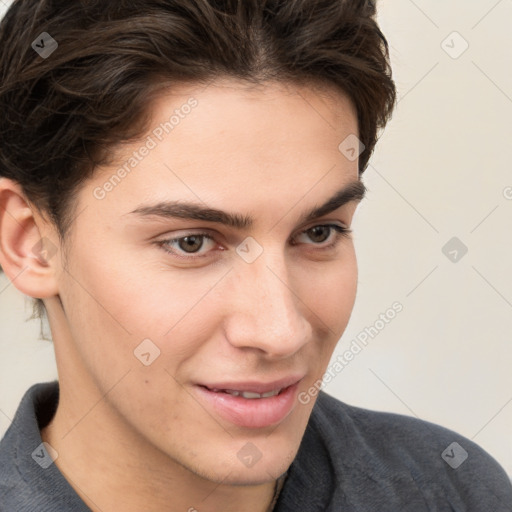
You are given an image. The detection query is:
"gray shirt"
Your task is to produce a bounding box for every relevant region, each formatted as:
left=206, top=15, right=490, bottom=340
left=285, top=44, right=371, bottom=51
left=1, top=381, right=511, bottom=511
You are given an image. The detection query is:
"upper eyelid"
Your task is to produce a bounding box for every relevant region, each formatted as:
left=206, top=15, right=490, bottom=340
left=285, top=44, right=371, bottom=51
left=160, top=223, right=348, bottom=251
left=162, top=220, right=349, bottom=240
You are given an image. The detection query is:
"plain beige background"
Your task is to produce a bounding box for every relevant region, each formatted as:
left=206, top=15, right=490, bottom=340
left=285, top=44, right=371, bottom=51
left=1, top=0, right=511, bottom=477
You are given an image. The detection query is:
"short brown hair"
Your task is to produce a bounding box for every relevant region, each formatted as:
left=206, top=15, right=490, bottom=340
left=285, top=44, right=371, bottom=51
left=0, top=0, right=396, bottom=324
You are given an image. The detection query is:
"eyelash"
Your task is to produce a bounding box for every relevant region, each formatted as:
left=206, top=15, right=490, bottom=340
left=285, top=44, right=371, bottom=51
left=156, top=224, right=352, bottom=261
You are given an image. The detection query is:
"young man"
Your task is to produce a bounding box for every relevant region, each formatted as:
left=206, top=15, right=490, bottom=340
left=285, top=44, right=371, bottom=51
left=0, top=1, right=510, bottom=511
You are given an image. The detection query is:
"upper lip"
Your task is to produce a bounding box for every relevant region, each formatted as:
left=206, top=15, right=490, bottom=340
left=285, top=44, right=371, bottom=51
left=198, top=374, right=305, bottom=394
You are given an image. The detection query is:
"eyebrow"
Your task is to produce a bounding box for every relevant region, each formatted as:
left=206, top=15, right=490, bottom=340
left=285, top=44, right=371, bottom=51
left=127, top=180, right=366, bottom=229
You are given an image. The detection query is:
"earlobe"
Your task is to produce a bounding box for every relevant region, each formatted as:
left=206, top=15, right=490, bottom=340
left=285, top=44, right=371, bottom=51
left=0, top=178, right=59, bottom=299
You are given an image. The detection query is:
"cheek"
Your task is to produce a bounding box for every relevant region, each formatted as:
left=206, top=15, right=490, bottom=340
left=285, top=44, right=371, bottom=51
left=303, top=249, right=358, bottom=378
left=66, top=233, right=221, bottom=332
left=298, top=247, right=358, bottom=334
left=60, top=244, right=229, bottom=376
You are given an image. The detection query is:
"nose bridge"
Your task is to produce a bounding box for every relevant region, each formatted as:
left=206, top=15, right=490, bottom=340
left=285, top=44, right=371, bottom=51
left=227, top=246, right=311, bottom=356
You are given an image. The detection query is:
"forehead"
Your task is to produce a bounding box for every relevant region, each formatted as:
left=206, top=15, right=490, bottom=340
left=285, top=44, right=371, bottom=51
left=80, top=78, right=360, bottom=226
left=106, top=77, right=358, bottom=162
left=151, top=77, right=357, bottom=134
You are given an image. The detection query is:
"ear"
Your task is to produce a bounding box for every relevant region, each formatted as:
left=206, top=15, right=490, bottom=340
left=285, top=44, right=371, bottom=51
left=0, top=178, right=59, bottom=299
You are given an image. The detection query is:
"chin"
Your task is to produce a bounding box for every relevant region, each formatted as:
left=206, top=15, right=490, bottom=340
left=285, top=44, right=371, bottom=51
left=186, top=446, right=295, bottom=486
left=207, top=464, right=288, bottom=487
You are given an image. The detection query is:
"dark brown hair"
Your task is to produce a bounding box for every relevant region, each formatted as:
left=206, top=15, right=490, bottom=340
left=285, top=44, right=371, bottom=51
left=0, top=0, right=396, bottom=326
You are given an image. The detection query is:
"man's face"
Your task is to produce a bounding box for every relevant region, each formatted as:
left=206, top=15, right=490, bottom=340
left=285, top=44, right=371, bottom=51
left=48, top=79, right=362, bottom=484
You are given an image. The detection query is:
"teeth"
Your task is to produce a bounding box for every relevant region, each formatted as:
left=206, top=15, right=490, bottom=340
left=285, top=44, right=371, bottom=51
left=218, top=389, right=282, bottom=399
left=260, top=390, right=281, bottom=398
left=241, top=391, right=264, bottom=399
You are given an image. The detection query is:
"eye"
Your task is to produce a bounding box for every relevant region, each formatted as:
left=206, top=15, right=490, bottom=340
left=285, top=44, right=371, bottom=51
left=292, top=224, right=352, bottom=248
left=156, top=224, right=352, bottom=261
left=157, top=233, right=217, bottom=259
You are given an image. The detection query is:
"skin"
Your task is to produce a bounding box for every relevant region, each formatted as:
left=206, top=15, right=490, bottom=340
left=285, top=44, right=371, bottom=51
left=0, top=78, right=362, bottom=512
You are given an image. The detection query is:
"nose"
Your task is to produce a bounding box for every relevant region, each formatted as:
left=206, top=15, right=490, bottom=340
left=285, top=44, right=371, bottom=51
left=223, top=248, right=313, bottom=359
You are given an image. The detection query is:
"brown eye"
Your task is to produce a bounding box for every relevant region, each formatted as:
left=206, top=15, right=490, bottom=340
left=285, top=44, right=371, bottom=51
left=158, top=233, right=216, bottom=258
left=177, top=235, right=205, bottom=253
left=306, top=226, right=332, bottom=243
left=293, top=224, right=351, bottom=247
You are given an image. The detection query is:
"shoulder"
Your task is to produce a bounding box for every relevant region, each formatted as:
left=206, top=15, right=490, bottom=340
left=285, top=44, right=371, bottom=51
left=310, top=390, right=512, bottom=509
left=0, top=381, right=89, bottom=512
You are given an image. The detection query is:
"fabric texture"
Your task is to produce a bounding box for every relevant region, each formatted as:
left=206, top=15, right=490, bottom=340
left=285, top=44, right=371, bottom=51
left=1, top=381, right=511, bottom=511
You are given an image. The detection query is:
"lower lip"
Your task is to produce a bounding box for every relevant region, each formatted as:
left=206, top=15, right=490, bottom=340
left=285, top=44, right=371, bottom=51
left=194, top=383, right=299, bottom=429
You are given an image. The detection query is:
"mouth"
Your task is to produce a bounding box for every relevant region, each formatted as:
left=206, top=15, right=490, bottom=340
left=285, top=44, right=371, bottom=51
left=203, top=387, right=285, bottom=399
left=193, top=376, right=304, bottom=429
